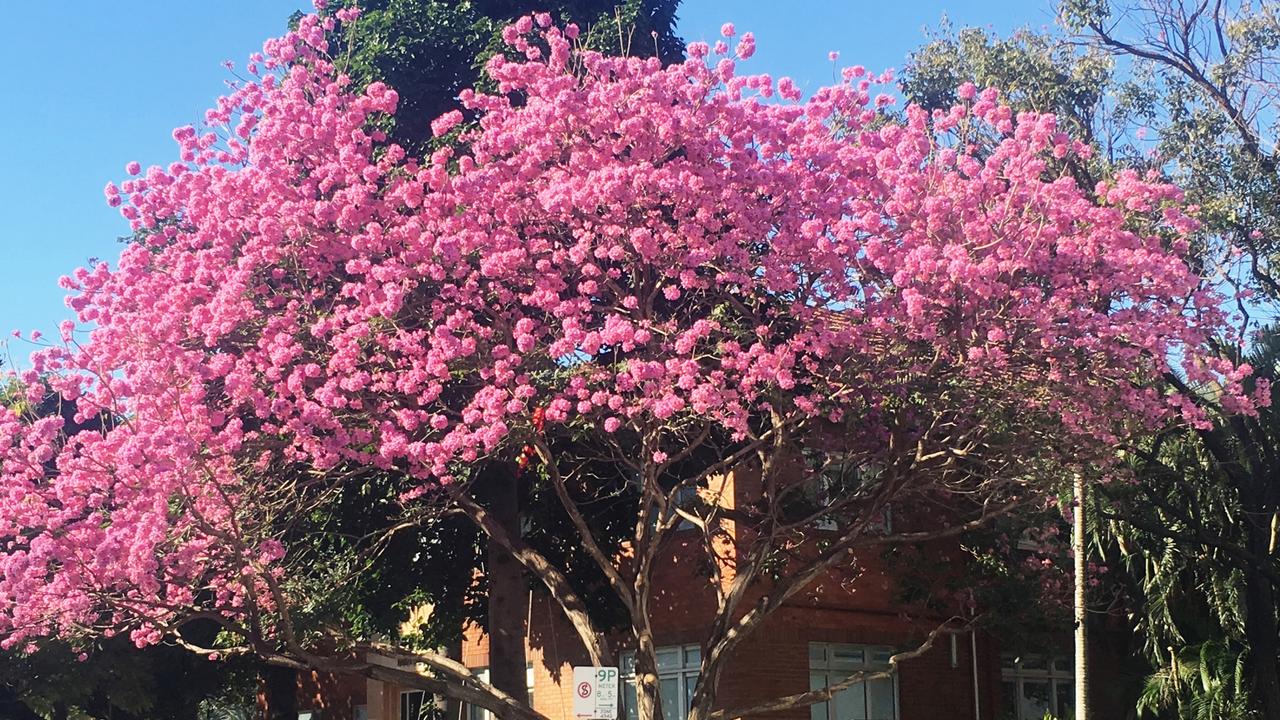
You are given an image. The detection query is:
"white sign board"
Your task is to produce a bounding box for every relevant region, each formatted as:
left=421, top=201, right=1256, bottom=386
left=572, top=666, right=620, bottom=720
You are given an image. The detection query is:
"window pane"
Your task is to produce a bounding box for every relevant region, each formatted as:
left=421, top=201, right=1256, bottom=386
left=622, top=653, right=636, bottom=677
left=402, top=691, right=426, bottom=720
left=1019, top=681, right=1051, bottom=720
left=810, top=644, right=829, bottom=666
left=657, top=648, right=681, bottom=672
left=866, top=677, right=894, bottom=720
left=661, top=677, right=681, bottom=720
left=1000, top=681, right=1018, bottom=720
left=683, top=646, right=701, bottom=668
left=684, top=674, right=696, bottom=716
left=1055, top=680, right=1075, bottom=719
left=831, top=646, right=866, bottom=667
left=833, top=678, right=867, bottom=720
left=810, top=673, right=829, bottom=720
left=623, top=679, right=638, bottom=720
left=1000, top=654, right=1018, bottom=671
left=869, top=649, right=893, bottom=667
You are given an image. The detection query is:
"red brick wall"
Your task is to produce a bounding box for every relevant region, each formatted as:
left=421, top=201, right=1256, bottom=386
left=460, top=586, right=1004, bottom=720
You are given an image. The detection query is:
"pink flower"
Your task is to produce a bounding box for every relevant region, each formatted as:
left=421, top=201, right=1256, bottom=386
left=0, top=8, right=1250, bottom=665
left=431, top=109, right=464, bottom=136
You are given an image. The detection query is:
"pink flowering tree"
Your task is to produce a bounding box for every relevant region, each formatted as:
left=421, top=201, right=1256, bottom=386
left=0, top=9, right=1265, bottom=720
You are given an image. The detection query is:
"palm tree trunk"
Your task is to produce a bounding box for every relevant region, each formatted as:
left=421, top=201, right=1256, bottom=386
left=1073, top=472, right=1090, bottom=720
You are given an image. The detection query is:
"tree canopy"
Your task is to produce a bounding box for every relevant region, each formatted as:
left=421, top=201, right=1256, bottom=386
left=0, top=7, right=1266, bottom=720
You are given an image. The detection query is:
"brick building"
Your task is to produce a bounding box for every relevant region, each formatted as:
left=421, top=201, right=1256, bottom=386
left=285, top=469, right=1082, bottom=720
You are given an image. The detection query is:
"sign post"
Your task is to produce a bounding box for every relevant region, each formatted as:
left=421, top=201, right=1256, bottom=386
left=572, top=666, right=620, bottom=720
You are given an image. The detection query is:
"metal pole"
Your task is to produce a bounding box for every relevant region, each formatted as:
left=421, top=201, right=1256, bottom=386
left=1073, top=471, right=1089, bottom=720
left=971, top=630, right=980, bottom=720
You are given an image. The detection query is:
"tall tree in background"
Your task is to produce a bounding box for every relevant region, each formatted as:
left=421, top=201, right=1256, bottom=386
left=905, top=2, right=1280, bottom=716
left=1064, top=2, right=1280, bottom=716
left=321, top=0, right=683, bottom=153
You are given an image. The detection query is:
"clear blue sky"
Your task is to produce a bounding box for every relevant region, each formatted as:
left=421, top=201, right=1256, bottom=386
left=0, top=0, right=1054, bottom=367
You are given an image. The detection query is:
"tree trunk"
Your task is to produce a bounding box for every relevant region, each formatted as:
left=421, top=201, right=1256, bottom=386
left=487, top=467, right=529, bottom=707
left=632, top=632, right=664, bottom=720
left=262, top=664, right=299, bottom=720
left=686, top=644, right=726, bottom=720
left=1243, top=520, right=1280, bottom=718
left=1073, top=472, right=1090, bottom=720
left=686, top=672, right=716, bottom=720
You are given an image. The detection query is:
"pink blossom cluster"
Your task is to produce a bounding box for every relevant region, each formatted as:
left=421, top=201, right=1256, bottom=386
left=0, top=12, right=1263, bottom=649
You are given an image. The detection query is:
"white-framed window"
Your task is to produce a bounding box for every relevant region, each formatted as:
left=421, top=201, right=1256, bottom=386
left=620, top=645, right=701, bottom=720
left=999, top=653, right=1074, bottom=720
left=400, top=690, right=427, bottom=720
left=808, top=643, right=898, bottom=720
left=464, top=665, right=535, bottom=720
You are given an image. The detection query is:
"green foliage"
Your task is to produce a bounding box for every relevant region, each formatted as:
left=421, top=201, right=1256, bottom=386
left=1100, top=436, right=1257, bottom=717
left=1099, top=325, right=1280, bottom=718
left=1066, top=0, right=1280, bottom=298
left=320, top=0, right=682, bottom=153
left=273, top=464, right=484, bottom=652
left=888, top=507, right=1074, bottom=653
left=903, top=20, right=1111, bottom=143
left=1137, top=640, right=1255, bottom=720
left=903, top=4, right=1280, bottom=716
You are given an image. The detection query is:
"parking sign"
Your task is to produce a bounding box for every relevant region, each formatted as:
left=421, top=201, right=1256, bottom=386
left=572, top=666, right=619, bottom=720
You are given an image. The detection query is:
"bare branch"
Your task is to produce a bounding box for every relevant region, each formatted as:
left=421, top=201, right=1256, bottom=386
left=704, top=619, right=962, bottom=720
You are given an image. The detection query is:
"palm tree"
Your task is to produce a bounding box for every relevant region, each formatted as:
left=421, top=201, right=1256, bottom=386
left=1095, top=326, right=1280, bottom=718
